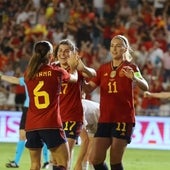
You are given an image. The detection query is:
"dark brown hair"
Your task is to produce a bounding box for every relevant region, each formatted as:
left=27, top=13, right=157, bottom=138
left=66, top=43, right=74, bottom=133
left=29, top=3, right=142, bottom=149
left=25, top=41, right=53, bottom=80
left=54, top=39, right=76, bottom=59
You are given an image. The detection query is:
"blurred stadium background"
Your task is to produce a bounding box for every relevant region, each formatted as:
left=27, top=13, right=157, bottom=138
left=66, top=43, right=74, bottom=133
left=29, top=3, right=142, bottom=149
left=1, top=0, right=170, bottom=169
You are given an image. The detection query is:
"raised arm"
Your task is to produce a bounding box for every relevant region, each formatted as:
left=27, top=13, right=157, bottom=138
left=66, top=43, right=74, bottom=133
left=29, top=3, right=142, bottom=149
left=66, top=51, right=79, bottom=82
left=77, top=59, right=96, bottom=78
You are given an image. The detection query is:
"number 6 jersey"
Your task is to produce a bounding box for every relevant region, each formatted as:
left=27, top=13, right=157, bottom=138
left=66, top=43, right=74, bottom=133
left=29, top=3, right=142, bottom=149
left=25, top=64, right=70, bottom=131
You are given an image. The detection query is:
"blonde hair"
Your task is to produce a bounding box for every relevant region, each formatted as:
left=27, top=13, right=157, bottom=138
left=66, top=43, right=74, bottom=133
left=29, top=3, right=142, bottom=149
left=114, top=35, right=133, bottom=62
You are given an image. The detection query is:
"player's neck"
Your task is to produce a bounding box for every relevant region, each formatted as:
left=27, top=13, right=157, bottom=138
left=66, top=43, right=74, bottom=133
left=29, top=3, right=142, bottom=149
left=111, top=60, right=123, bottom=70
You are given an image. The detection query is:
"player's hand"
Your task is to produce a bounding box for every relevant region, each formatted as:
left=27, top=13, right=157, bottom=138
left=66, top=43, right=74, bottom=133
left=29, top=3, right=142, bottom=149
left=77, top=59, right=85, bottom=71
left=122, top=66, right=134, bottom=80
left=67, top=51, right=79, bottom=71
left=144, top=91, right=151, bottom=97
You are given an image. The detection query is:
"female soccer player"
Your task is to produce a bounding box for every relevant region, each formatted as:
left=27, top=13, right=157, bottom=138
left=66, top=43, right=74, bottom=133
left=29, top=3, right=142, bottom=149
left=23, top=40, right=78, bottom=170
left=54, top=39, right=96, bottom=169
left=83, top=35, right=149, bottom=170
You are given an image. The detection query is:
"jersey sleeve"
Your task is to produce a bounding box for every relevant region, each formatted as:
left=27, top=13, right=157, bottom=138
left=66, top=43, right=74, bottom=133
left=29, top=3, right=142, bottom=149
left=54, top=66, right=71, bottom=82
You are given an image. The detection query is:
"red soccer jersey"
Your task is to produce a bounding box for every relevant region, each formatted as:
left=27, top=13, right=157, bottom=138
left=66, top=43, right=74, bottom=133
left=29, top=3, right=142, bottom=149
left=60, top=71, right=84, bottom=122
left=91, top=61, right=138, bottom=123
left=25, top=65, right=70, bottom=131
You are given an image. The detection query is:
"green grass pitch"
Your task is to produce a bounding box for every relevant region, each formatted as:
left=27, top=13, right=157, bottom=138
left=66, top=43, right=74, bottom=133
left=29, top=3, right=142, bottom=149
left=0, top=142, right=170, bottom=170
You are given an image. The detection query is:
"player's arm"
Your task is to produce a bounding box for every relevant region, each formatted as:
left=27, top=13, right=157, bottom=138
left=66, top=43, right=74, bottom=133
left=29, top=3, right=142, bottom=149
left=66, top=51, right=79, bottom=82
left=0, top=74, right=20, bottom=84
left=144, top=91, right=170, bottom=99
left=132, top=71, right=149, bottom=91
left=122, top=66, right=149, bottom=91
left=77, top=59, right=96, bottom=78
left=82, top=80, right=97, bottom=94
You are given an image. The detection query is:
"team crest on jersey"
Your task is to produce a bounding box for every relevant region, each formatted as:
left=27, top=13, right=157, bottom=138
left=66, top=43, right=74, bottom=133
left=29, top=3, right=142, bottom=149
left=110, top=71, right=116, bottom=78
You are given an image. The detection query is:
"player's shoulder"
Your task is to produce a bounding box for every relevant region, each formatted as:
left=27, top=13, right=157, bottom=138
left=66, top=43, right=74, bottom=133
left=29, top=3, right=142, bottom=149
left=51, top=61, right=60, bottom=67
left=97, top=61, right=112, bottom=72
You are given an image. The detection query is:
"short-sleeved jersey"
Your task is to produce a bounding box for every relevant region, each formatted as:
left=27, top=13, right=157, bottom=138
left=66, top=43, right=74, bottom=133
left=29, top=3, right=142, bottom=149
left=25, top=64, right=70, bottom=131
left=60, top=71, right=84, bottom=122
left=91, top=61, right=139, bottom=123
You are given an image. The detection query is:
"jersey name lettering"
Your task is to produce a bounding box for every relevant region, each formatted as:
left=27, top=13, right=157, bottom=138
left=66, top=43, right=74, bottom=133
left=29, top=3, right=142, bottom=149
left=36, top=71, right=52, bottom=77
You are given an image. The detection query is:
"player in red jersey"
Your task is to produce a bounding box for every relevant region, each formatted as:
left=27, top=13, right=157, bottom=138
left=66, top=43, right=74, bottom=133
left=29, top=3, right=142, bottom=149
left=83, top=35, right=149, bottom=170
left=24, top=40, right=78, bottom=170
left=53, top=39, right=96, bottom=169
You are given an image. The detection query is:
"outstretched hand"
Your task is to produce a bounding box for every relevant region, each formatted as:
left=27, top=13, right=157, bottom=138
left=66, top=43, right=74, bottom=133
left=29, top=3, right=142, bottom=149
left=143, top=91, right=151, bottom=98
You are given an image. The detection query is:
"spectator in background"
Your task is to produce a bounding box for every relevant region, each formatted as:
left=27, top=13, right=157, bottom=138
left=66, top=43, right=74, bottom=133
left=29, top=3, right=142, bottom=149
left=75, top=19, right=92, bottom=49
left=0, top=50, right=9, bottom=70
left=37, top=7, right=48, bottom=26
left=0, top=84, right=8, bottom=110
left=161, top=44, right=170, bottom=83
left=103, top=3, right=116, bottom=24
left=55, top=0, right=71, bottom=28
left=153, top=0, right=166, bottom=16
left=133, top=44, right=149, bottom=70
left=117, top=0, right=132, bottom=24
left=90, top=14, right=103, bottom=50
left=164, top=1, right=170, bottom=45
left=147, top=41, right=164, bottom=77
left=5, top=84, right=16, bottom=110
left=52, top=26, right=64, bottom=45
left=93, top=0, right=104, bottom=19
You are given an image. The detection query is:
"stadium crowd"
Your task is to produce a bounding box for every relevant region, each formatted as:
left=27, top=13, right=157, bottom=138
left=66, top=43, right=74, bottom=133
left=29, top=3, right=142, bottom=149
left=0, top=0, right=170, bottom=116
